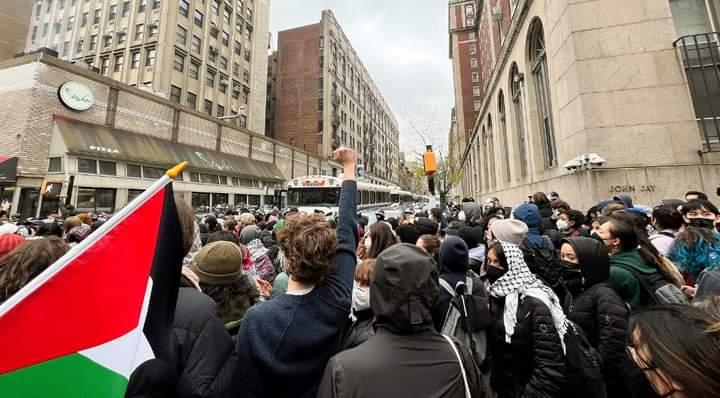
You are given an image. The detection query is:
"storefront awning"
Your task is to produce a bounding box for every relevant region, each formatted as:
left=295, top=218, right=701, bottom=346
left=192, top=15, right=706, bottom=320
left=54, top=116, right=285, bottom=182
left=0, top=156, right=18, bottom=184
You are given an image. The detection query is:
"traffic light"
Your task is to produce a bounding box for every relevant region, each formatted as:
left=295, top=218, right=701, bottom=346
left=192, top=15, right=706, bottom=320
left=423, top=145, right=436, bottom=175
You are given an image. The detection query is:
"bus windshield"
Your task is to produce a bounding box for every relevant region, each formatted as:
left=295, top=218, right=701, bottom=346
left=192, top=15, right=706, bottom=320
left=288, top=187, right=340, bottom=207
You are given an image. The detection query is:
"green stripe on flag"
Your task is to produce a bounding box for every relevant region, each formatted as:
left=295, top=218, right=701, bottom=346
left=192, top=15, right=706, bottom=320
left=0, top=353, right=128, bottom=397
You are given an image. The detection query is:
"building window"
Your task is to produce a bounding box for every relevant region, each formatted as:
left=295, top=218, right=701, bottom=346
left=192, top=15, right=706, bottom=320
left=76, top=188, right=116, bottom=213
left=233, top=62, right=240, bottom=76
left=153, top=0, right=161, bottom=10
left=170, top=85, right=182, bottom=103
left=143, top=166, right=164, bottom=179
left=208, top=47, right=217, bottom=62
left=114, top=54, right=124, bottom=72
left=176, top=25, right=187, bottom=45
left=187, top=92, right=197, bottom=108
left=126, top=164, right=142, bottom=177
left=189, top=172, right=200, bottom=182
left=473, top=100, right=481, bottom=111
left=189, top=59, right=200, bottom=79
left=62, top=41, right=70, bottom=57
left=78, top=158, right=98, bottom=173
left=174, top=51, right=185, bottom=71
left=103, top=35, right=112, bottom=48
left=191, top=35, right=201, bottom=53
left=128, top=189, right=143, bottom=202
left=511, top=62, right=528, bottom=177
left=149, top=24, right=159, bottom=38
left=223, top=7, right=231, bottom=25
left=469, top=31, right=476, bottom=40
left=42, top=23, right=48, bottom=38
left=222, top=31, right=229, bottom=46
left=212, top=193, right=228, bottom=206
left=219, top=75, right=227, bottom=93
left=100, top=57, right=110, bottom=76
left=200, top=174, right=219, bottom=184
left=470, top=58, right=478, bottom=68
left=471, top=72, right=479, bottom=82
left=135, top=24, right=144, bottom=40
left=81, top=12, right=88, bottom=27
left=193, top=10, right=204, bottom=28
left=204, top=99, right=213, bottom=115
left=138, top=0, right=147, bottom=13
left=192, top=192, right=210, bottom=207
left=498, top=90, right=511, bottom=182
left=469, top=44, right=477, bottom=55
left=109, top=4, right=117, bottom=20
left=131, top=50, right=140, bottom=68
left=67, top=16, right=74, bottom=31
left=212, top=0, right=220, bottom=15
left=217, top=105, right=225, bottom=117
left=93, top=9, right=101, bottom=24
left=89, top=34, right=97, bottom=50
left=145, top=47, right=156, bottom=66
left=179, top=0, right=189, bottom=17
left=473, top=86, right=481, bottom=97
left=99, top=161, right=117, bottom=176
left=48, top=157, right=62, bottom=172
left=234, top=41, right=241, bottom=55
left=206, top=68, right=215, bottom=87
left=219, top=56, right=228, bottom=70
left=318, top=98, right=324, bottom=112
left=528, top=19, right=556, bottom=168
left=118, top=32, right=127, bottom=44
left=122, top=1, right=130, bottom=17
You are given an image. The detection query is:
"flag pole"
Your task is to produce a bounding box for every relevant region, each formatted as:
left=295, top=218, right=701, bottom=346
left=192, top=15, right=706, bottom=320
left=0, top=161, right=188, bottom=315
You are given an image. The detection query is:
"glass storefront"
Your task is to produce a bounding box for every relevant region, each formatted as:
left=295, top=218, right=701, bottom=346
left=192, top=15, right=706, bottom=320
left=211, top=193, right=229, bottom=207
left=76, top=188, right=116, bottom=214
left=248, top=194, right=260, bottom=207
left=192, top=192, right=210, bottom=209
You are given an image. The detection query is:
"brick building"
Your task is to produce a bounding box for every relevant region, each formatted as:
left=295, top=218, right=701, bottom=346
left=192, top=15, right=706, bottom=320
left=24, top=0, right=270, bottom=135
left=0, top=52, right=332, bottom=218
left=0, top=0, right=32, bottom=61
left=449, top=0, right=720, bottom=209
left=269, top=10, right=400, bottom=185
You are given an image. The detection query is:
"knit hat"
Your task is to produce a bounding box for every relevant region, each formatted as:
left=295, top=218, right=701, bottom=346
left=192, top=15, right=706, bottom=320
left=191, top=241, right=244, bottom=284
left=0, top=234, right=23, bottom=258
left=491, top=219, right=528, bottom=245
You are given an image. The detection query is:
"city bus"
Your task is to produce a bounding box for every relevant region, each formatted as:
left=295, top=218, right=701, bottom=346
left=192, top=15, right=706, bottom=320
left=287, top=175, right=392, bottom=217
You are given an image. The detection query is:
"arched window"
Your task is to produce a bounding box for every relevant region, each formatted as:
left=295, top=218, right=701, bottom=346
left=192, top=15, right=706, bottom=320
left=498, top=91, right=511, bottom=183
left=510, top=62, right=528, bottom=177
left=487, top=115, right=496, bottom=191
left=528, top=19, right=557, bottom=168
left=480, top=126, right=488, bottom=193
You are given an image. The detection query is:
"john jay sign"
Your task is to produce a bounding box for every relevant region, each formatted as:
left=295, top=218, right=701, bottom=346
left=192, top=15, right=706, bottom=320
left=609, top=185, right=656, bottom=193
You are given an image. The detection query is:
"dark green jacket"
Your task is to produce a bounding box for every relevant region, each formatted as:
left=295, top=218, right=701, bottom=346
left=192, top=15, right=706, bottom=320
left=607, top=249, right=657, bottom=308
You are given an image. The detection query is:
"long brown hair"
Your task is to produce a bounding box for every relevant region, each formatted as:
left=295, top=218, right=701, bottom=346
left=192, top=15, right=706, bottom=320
left=629, top=302, right=720, bottom=398
left=0, top=237, right=69, bottom=303
left=366, top=222, right=396, bottom=259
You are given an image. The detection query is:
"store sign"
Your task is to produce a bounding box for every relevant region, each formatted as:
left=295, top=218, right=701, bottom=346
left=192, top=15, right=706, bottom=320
left=41, top=180, right=63, bottom=198
left=58, top=81, right=95, bottom=111
left=194, top=151, right=233, bottom=172
left=90, top=145, right=120, bottom=154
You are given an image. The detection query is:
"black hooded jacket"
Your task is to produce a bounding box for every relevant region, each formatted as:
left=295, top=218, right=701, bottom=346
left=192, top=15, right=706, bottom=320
left=318, top=244, right=483, bottom=398
left=561, top=238, right=630, bottom=397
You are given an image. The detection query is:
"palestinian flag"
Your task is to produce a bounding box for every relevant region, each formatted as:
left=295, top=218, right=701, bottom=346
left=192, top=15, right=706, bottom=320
left=0, top=164, right=187, bottom=397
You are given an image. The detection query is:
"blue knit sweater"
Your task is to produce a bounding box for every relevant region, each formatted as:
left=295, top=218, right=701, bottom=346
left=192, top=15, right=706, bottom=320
left=234, top=181, right=358, bottom=398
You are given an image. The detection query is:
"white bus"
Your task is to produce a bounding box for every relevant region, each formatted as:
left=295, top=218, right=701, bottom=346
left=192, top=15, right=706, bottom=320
left=287, top=175, right=392, bottom=217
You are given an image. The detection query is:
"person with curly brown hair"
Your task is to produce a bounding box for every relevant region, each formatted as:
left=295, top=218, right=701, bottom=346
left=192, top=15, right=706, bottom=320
left=0, top=237, right=68, bottom=303
left=234, top=148, right=359, bottom=398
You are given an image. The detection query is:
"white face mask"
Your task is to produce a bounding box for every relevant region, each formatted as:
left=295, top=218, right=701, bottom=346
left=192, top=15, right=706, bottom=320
left=556, top=219, right=570, bottom=231
left=364, top=237, right=372, bottom=250
left=458, top=211, right=466, bottom=221
left=352, top=281, right=370, bottom=311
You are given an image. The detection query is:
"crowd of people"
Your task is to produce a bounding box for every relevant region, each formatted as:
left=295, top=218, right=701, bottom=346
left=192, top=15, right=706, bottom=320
left=1, top=148, right=720, bottom=397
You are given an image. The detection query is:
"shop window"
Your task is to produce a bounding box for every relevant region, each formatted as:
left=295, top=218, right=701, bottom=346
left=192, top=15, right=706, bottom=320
left=127, top=164, right=142, bottom=177
left=76, top=188, right=116, bottom=213
left=48, top=157, right=62, bottom=172
left=247, top=194, right=260, bottom=206
left=143, top=166, right=164, bottom=179
left=189, top=172, right=200, bottom=182
left=200, top=174, right=220, bottom=184
left=78, top=158, right=98, bottom=173
left=212, top=193, right=228, bottom=207
left=99, top=160, right=117, bottom=176
left=192, top=192, right=210, bottom=208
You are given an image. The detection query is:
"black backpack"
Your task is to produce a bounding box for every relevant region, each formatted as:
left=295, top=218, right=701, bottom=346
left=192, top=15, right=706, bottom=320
left=564, top=320, right=607, bottom=398
left=615, top=264, right=687, bottom=306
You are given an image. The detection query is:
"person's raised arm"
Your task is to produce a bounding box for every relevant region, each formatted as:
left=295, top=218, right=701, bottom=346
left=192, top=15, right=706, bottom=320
left=322, top=148, right=358, bottom=305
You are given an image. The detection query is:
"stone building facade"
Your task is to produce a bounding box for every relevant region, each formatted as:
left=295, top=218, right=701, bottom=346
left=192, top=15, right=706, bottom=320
left=269, top=10, right=400, bottom=185
left=0, top=0, right=32, bottom=61
left=450, top=0, right=720, bottom=209
left=25, top=0, right=269, bottom=135
left=0, top=52, right=331, bottom=218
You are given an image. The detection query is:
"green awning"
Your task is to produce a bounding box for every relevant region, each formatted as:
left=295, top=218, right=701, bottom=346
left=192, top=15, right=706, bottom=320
left=55, top=116, right=285, bottom=182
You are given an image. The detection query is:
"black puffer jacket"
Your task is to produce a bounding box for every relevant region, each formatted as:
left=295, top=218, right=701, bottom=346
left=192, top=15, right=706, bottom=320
left=561, top=238, right=631, bottom=397
left=171, top=287, right=237, bottom=398
left=490, top=295, right=567, bottom=398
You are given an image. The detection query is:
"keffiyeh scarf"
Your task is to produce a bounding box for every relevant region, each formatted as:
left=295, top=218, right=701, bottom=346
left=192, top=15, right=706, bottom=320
left=489, top=241, right=568, bottom=353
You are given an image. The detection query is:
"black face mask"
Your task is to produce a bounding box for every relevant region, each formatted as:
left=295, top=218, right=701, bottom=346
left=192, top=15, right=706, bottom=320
left=487, top=265, right=507, bottom=284
left=689, top=218, right=715, bottom=230
left=560, top=261, right=584, bottom=295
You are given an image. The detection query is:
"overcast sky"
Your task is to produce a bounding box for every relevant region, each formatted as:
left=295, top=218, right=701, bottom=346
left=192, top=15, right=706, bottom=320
left=269, top=0, right=454, bottom=158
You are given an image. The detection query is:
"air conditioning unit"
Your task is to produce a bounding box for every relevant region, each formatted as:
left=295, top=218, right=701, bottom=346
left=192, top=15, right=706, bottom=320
left=219, top=78, right=228, bottom=85
left=209, top=46, right=218, bottom=54
left=491, top=4, right=503, bottom=21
